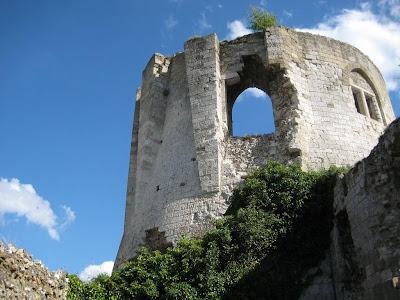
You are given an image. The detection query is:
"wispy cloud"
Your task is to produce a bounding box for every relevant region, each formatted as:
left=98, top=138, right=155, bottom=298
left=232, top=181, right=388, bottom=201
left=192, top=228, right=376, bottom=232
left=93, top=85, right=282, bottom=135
left=378, top=0, right=400, bottom=18
left=283, top=10, right=293, bottom=18
left=225, top=20, right=252, bottom=40
left=197, top=12, right=212, bottom=33
left=165, top=15, right=178, bottom=30
left=0, top=178, right=75, bottom=240
left=79, top=261, right=114, bottom=283
left=297, top=4, right=400, bottom=92
left=260, top=0, right=267, bottom=7
left=59, top=205, right=76, bottom=231
left=218, top=4, right=223, bottom=9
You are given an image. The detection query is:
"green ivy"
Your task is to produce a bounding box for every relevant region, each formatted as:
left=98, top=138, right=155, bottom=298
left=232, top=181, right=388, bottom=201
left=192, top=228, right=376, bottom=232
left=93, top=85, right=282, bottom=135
left=67, top=161, right=348, bottom=299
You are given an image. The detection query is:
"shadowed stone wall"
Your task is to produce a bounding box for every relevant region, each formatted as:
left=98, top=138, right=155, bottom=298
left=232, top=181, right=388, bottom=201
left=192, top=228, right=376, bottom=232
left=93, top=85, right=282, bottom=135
left=300, top=118, right=400, bottom=299
left=330, top=117, right=400, bottom=299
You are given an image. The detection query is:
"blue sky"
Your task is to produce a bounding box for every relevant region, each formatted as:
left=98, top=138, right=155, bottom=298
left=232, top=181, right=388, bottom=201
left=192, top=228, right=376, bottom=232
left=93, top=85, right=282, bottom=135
left=1, top=0, right=399, bottom=281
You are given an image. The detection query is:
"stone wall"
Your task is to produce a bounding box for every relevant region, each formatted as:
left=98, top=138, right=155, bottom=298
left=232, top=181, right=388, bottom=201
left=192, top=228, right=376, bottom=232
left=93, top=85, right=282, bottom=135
left=115, top=27, right=396, bottom=270
left=330, top=117, right=400, bottom=299
left=300, top=118, right=400, bottom=299
left=0, top=241, right=67, bottom=299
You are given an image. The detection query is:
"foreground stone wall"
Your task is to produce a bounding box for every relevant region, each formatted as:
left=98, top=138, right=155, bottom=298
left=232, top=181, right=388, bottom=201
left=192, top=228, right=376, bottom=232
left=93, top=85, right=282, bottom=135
left=115, top=27, right=395, bottom=269
left=0, top=241, right=67, bottom=299
left=300, top=118, right=400, bottom=299
left=330, top=117, right=400, bottom=299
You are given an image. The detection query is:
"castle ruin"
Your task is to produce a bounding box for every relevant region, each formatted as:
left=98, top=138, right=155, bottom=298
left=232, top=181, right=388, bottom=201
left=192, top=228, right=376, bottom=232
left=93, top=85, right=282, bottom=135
left=115, top=26, right=398, bottom=298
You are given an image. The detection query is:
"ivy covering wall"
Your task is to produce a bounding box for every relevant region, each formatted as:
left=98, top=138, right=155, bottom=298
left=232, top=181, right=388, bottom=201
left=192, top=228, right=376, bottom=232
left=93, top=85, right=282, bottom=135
left=68, top=161, right=346, bottom=300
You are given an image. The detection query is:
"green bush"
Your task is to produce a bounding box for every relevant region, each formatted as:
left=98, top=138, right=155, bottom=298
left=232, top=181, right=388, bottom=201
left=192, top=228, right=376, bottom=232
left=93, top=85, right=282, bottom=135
left=67, top=161, right=348, bottom=299
left=247, top=6, right=278, bottom=32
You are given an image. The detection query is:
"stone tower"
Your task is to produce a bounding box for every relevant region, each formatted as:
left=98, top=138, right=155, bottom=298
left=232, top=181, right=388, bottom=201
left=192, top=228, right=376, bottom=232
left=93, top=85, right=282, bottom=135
left=115, top=27, right=395, bottom=269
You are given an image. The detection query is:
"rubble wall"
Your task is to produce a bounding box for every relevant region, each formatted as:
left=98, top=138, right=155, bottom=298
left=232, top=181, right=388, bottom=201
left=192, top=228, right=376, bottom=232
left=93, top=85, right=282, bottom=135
left=0, top=241, right=67, bottom=299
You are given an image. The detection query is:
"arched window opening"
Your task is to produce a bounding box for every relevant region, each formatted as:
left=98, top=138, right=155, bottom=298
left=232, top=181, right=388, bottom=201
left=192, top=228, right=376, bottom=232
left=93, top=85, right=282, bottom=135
left=350, top=70, right=383, bottom=123
left=232, top=87, right=275, bottom=136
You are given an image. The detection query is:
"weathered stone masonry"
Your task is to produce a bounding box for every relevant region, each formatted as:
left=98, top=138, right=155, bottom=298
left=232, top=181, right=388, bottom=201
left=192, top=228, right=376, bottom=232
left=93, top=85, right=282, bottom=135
left=115, top=27, right=395, bottom=270
left=330, top=118, right=400, bottom=299
left=0, top=241, right=68, bottom=299
left=301, top=118, right=400, bottom=300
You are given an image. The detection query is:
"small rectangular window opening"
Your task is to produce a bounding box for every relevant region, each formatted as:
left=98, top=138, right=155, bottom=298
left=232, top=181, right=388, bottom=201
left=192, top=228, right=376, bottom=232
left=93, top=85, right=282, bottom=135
left=365, top=94, right=379, bottom=121
left=353, top=92, right=361, bottom=114
left=352, top=89, right=364, bottom=115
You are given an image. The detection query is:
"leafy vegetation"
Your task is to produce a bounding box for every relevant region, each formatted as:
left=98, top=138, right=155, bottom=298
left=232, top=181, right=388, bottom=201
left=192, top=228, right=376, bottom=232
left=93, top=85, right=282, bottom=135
left=247, top=6, right=278, bottom=32
left=67, top=161, right=348, bottom=299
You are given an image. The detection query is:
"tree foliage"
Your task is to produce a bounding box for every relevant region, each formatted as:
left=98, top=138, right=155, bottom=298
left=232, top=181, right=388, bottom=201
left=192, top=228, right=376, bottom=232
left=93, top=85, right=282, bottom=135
left=67, top=161, right=348, bottom=299
left=247, top=6, right=278, bottom=32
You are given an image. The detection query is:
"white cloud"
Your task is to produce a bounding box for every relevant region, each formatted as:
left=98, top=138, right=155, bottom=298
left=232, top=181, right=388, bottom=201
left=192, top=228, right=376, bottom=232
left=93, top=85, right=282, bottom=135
left=297, top=6, right=400, bottom=92
left=79, top=261, right=114, bottom=283
left=246, top=87, right=267, bottom=98
left=0, top=178, right=75, bottom=240
left=218, top=4, right=223, bottom=8
left=225, top=20, right=252, bottom=40
left=48, top=228, right=59, bottom=240
left=260, top=0, right=267, bottom=7
left=165, top=15, right=178, bottom=30
left=237, top=88, right=268, bottom=102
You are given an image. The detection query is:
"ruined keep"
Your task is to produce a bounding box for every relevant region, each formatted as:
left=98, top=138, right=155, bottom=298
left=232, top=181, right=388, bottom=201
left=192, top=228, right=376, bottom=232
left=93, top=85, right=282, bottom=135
left=115, top=26, right=396, bottom=273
